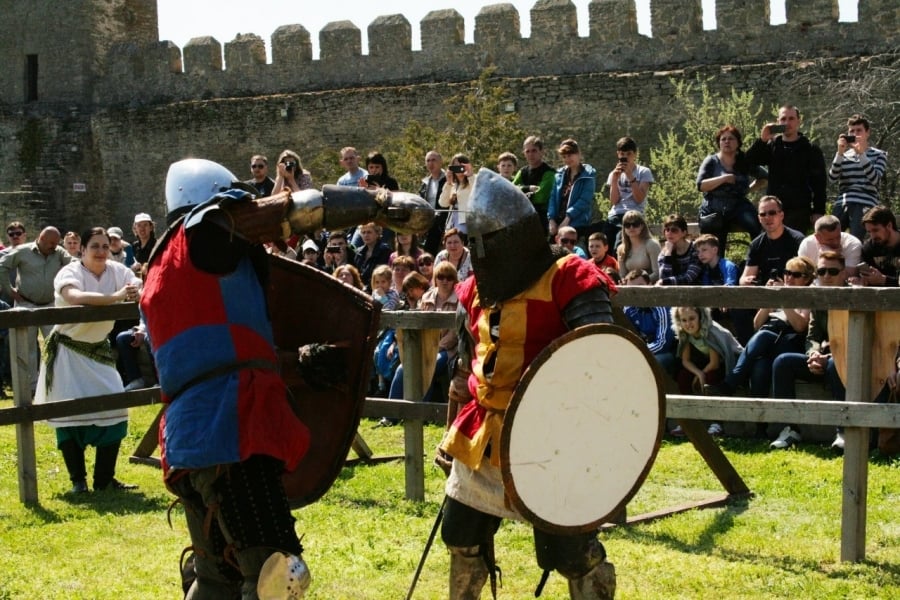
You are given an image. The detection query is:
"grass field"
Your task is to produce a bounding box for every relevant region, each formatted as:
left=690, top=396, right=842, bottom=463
left=0, top=400, right=899, bottom=599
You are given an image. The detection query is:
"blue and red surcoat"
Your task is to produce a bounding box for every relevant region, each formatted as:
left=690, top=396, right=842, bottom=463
left=141, top=225, right=310, bottom=476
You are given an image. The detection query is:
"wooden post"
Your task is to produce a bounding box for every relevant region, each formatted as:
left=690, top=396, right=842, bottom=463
left=10, top=326, right=38, bottom=503
left=841, top=310, right=872, bottom=562
left=400, top=327, right=427, bottom=501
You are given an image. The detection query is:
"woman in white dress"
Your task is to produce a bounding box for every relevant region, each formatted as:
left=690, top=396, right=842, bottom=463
left=35, top=227, right=142, bottom=493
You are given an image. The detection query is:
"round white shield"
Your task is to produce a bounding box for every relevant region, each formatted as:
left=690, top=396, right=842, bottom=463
left=500, top=324, right=665, bottom=534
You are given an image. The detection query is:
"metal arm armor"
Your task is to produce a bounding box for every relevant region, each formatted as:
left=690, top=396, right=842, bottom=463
left=562, top=286, right=614, bottom=329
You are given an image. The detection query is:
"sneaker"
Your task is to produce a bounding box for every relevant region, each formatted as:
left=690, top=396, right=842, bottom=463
left=377, top=417, right=397, bottom=427
left=831, top=432, right=845, bottom=451
left=669, top=425, right=685, bottom=437
left=707, top=423, right=723, bottom=436
left=770, top=426, right=802, bottom=449
left=123, top=377, right=146, bottom=391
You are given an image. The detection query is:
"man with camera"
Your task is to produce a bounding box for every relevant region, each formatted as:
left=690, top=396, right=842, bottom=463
left=746, top=105, right=827, bottom=234
left=828, top=114, right=888, bottom=241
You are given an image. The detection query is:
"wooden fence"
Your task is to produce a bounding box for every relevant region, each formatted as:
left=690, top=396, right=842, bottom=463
left=2, top=286, right=900, bottom=563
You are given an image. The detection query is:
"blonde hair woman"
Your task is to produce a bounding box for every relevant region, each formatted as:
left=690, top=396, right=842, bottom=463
left=617, top=210, right=661, bottom=283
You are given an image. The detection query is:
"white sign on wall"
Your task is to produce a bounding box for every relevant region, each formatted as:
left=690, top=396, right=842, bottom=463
left=73, top=183, right=87, bottom=192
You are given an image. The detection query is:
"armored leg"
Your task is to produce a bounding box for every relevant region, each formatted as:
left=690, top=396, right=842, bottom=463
left=534, top=529, right=616, bottom=599
left=441, top=497, right=502, bottom=600
left=567, top=561, right=617, bottom=600
left=448, top=545, right=489, bottom=600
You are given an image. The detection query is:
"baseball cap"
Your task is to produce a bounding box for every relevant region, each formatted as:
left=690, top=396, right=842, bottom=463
left=301, top=240, right=319, bottom=254
left=107, top=227, right=124, bottom=239
left=134, top=213, right=153, bottom=224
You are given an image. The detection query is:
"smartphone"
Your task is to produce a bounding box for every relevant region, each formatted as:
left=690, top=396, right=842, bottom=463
left=449, top=165, right=466, bottom=174
left=856, top=262, right=871, bottom=274
left=618, top=156, right=628, bottom=164
left=769, top=124, right=787, bottom=135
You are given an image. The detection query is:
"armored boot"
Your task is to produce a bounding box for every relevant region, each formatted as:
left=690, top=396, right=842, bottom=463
left=566, top=561, right=616, bottom=600
left=449, top=545, right=489, bottom=600
left=59, top=438, right=88, bottom=493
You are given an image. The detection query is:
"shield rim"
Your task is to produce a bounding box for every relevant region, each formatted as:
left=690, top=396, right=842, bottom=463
left=500, top=323, right=666, bottom=534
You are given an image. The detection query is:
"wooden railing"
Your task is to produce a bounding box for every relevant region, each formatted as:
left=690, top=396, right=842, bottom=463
left=2, top=286, right=900, bottom=562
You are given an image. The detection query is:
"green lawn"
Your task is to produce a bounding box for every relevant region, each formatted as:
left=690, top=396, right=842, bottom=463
left=0, top=401, right=898, bottom=599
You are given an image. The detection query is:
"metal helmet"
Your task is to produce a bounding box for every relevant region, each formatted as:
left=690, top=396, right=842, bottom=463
left=467, top=168, right=555, bottom=305
left=165, top=158, right=241, bottom=220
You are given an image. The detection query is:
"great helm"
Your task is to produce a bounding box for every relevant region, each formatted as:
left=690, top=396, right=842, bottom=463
left=466, top=169, right=555, bottom=306
left=164, top=158, right=242, bottom=224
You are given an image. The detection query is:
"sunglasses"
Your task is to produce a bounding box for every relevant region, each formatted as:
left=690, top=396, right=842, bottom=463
left=817, top=267, right=842, bottom=276
left=560, top=238, right=577, bottom=245
left=758, top=210, right=781, bottom=217
left=663, top=226, right=682, bottom=233
left=250, top=164, right=266, bottom=169
left=7, top=230, right=24, bottom=237
left=623, top=222, right=642, bottom=229
left=418, top=259, right=433, bottom=266
left=436, top=275, right=456, bottom=281
left=783, top=270, right=809, bottom=279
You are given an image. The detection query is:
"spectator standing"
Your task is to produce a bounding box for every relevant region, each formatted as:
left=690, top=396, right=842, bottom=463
left=363, top=151, right=399, bottom=190
left=854, top=205, right=900, bottom=287
left=272, top=149, right=313, bottom=195
left=605, top=136, right=654, bottom=248
left=435, top=228, right=472, bottom=281
left=745, top=104, right=826, bottom=233
left=438, top=154, right=473, bottom=238
left=548, top=138, right=599, bottom=247
left=696, top=125, right=765, bottom=255
left=353, top=222, right=391, bottom=293
left=656, top=214, right=701, bottom=286
left=1, top=222, right=28, bottom=305
left=106, top=227, right=134, bottom=267
left=556, top=225, right=587, bottom=259
left=34, top=227, right=141, bottom=493
left=496, top=152, right=518, bottom=180
left=770, top=251, right=848, bottom=450
left=829, top=114, right=888, bottom=240
left=621, top=269, right=677, bottom=376
left=244, top=154, right=275, bottom=197
left=131, top=213, right=157, bottom=277
left=588, top=232, right=618, bottom=273
left=512, top=136, right=556, bottom=236
left=336, top=147, right=367, bottom=186
left=63, top=231, right=81, bottom=257
left=670, top=305, right=743, bottom=437
left=616, top=210, right=661, bottom=283
left=797, top=215, right=862, bottom=280
left=418, top=150, right=447, bottom=256
left=0, top=226, right=73, bottom=393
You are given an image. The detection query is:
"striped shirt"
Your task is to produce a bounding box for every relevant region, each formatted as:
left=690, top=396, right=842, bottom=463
left=828, top=147, right=888, bottom=208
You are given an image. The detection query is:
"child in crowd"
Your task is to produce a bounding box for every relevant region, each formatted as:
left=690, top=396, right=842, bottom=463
left=695, top=233, right=738, bottom=285
left=588, top=232, right=619, bottom=272
left=371, top=264, right=400, bottom=310
left=401, top=271, right=431, bottom=310
left=671, top=305, right=743, bottom=436
left=496, top=152, right=518, bottom=180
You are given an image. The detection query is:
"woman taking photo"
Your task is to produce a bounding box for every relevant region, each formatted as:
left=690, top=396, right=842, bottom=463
left=438, top=154, right=473, bottom=239
left=617, top=210, right=661, bottom=283
left=434, top=228, right=472, bottom=281
left=697, top=125, right=767, bottom=254
left=271, top=149, right=313, bottom=194
left=548, top=138, right=599, bottom=247
left=362, top=151, right=399, bottom=191
left=35, top=227, right=142, bottom=493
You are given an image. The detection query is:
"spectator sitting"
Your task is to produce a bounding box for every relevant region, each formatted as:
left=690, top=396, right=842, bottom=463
left=116, top=322, right=152, bottom=391
left=670, top=305, right=743, bottom=437
left=798, top=214, right=862, bottom=280
left=617, top=210, right=661, bottom=284
left=706, top=256, right=816, bottom=400
left=63, top=231, right=81, bottom=258
left=656, top=214, right=701, bottom=286
left=389, top=233, right=423, bottom=268
left=770, top=250, right=848, bottom=450
left=695, top=234, right=738, bottom=285
left=416, top=252, right=435, bottom=283
left=621, top=269, right=677, bottom=376
left=496, top=151, right=518, bottom=180
left=299, top=239, right=321, bottom=268
left=371, top=265, right=400, bottom=310
left=131, top=213, right=157, bottom=277
left=696, top=125, right=766, bottom=255
left=401, top=271, right=431, bottom=310
left=322, top=230, right=354, bottom=274
left=435, top=228, right=472, bottom=281
left=272, top=149, right=313, bottom=195
left=588, top=232, right=618, bottom=273
left=853, top=205, right=900, bottom=287
left=106, top=227, right=135, bottom=268
left=556, top=225, right=587, bottom=259
left=353, top=222, right=391, bottom=293
left=391, top=255, right=417, bottom=294
left=333, top=264, right=363, bottom=290
left=0, top=297, right=9, bottom=398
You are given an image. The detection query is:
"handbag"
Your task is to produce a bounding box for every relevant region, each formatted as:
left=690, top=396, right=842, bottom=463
left=699, top=211, right=724, bottom=232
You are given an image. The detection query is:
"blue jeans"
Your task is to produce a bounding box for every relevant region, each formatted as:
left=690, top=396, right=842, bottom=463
left=725, top=328, right=805, bottom=397
left=771, top=353, right=845, bottom=401
left=115, top=330, right=144, bottom=384
left=831, top=201, right=868, bottom=242
left=388, top=349, right=450, bottom=403
left=700, top=199, right=761, bottom=257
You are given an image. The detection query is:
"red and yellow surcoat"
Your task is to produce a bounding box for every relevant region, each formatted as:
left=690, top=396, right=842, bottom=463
left=442, top=255, right=609, bottom=469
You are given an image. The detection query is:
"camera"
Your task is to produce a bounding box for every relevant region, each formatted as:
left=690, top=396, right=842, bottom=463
left=769, top=124, right=787, bottom=135
left=284, top=160, right=297, bottom=172
left=844, top=134, right=857, bottom=144
left=326, top=246, right=342, bottom=254
left=618, top=156, right=628, bottom=164
left=449, top=165, right=466, bottom=174
left=768, top=268, right=781, bottom=281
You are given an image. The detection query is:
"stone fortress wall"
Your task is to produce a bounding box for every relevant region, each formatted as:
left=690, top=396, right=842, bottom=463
left=0, top=0, right=897, bottom=232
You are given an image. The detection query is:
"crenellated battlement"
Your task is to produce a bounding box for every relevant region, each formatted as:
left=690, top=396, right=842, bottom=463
left=94, top=0, right=897, bottom=107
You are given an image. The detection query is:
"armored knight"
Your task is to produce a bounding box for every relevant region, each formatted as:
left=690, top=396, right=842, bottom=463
left=140, top=158, right=431, bottom=599
left=439, top=169, right=618, bottom=599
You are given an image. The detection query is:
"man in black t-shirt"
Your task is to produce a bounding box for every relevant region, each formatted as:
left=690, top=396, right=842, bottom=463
left=856, top=205, right=900, bottom=287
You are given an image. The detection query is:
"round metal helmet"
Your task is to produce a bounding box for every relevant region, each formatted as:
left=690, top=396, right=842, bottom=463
left=467, top=169, right=554, bottom=305
left=257, top=552, right=311, bottom=599
left=165, top=158, right=240, bottom=216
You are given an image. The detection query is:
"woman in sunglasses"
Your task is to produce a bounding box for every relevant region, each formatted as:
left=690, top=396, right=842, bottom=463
left=616, top=210, right=661, bottom=283
left=705, top=255, right=815, bottom=405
